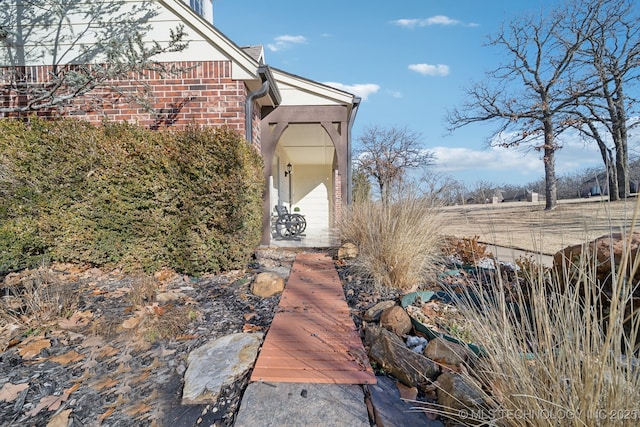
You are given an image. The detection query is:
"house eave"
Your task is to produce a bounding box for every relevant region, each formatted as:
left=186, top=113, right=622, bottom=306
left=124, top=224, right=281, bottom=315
left=271, top=67, right=357, bottom=107
left=158, top=0, right=260, bottom=80
left=258, top=65, right=282, bottom=107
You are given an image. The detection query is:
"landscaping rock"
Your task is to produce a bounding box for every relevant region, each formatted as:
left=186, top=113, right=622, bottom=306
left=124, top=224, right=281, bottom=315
left=553, top=232, right=640, bottom=297
left=406, top=335, right=429, bottom=354
left=554, top=232, right=640, bottom=344
left=367, top=375, right=444, bottom=427
left=255, top=247, right=297, bottom=265
left=156, top=291, right=186, bottom=302
left=182, top=333, right=263, bottom=405
left=338, top=242, right=358, bottom=260
left=253, top=247, right=296, bottom=279
left=380, top=305, right=412, bottom=336
left=251, top=272, right=285, bottom=298
left=424, top=337, right=471, bottom=367
left=365, top=325, right=440, bottom=388
left=234, top=382, right=369, bottom=427
left=436, top=371, right=488, bottom=415
left=363, top=300, right=396, bottom=322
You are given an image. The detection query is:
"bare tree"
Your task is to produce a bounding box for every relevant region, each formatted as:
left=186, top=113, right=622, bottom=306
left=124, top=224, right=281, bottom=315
left=352, top=166, right=371, bottom=204
left=419, top=170, right=467, bottom=206
left=467, top=179, right=497, bottom=204
left=0, top=0, right=188, bottom=115
left=447, top=2, right=600, bottom=210
left=355, top=125, right=435, bottom=205
left=567, top=0, right=640, bottom=200
left=556, top=170, right=587, bottom=199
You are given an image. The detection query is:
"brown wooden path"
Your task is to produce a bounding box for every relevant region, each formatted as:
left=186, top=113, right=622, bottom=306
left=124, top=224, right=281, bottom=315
left=250, top=253, right=376, bottom=384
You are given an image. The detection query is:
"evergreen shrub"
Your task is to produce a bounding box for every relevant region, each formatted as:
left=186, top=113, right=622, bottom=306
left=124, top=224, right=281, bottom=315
left=0, top=118, right=264, bottom=275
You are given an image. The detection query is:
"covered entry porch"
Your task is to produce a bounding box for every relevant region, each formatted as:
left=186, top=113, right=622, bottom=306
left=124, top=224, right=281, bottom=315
left=260, top=101, right=358, bottom=247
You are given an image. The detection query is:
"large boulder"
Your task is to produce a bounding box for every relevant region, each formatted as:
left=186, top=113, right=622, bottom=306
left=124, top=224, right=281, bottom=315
left=436, top=372, right=489, bottom=420
left=553, top=232, right=640, bottom=297
left=365, top=325, right=439, bottom=389
left=553, top=232, right=640, bottom=345
left=182, top=333, right=263, bottom=405
left=251, top=272, right=285, bottom=298
left=253, top=248, right=295, bottom=278
left=363, top=300, right=396, bottom=322
left=379, top=306, right=412, bottom=337
left=367, top=375, right=444, bottom=427
left=234, top=383, right=370, bottom=427
left=424, top=337, right=472, bottom=367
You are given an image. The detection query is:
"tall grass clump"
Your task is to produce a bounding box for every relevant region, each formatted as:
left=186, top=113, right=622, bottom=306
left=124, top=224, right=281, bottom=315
left=439, top=215, right=640, bottom=425
left=338, top=194, right=444, bottom=291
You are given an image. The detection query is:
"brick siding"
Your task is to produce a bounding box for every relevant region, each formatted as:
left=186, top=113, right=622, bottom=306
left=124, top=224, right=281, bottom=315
left=334, top=170, right=342, bottom=224
left=0, top=61, right=257, bottom=143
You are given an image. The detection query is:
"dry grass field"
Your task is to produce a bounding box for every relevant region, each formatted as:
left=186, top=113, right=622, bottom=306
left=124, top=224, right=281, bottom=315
left=439, top=196, right=640, bottom=263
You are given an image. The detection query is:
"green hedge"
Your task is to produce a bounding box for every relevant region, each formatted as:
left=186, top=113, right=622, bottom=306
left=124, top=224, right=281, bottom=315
left=0, top=118, right=264, bottom=275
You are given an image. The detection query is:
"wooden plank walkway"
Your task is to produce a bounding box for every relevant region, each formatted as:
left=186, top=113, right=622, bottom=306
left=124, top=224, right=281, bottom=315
left=250, top=252, right=376, bottom=385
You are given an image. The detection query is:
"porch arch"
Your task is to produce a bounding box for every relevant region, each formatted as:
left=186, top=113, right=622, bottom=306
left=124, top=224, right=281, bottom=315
left=260, top=105, right=350, bottom=246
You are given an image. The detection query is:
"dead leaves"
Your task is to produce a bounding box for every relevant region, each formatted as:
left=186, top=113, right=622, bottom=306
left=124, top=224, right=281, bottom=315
left=124, top=401, right=152, bottom=417
left=121, top=315, right=143, bottom=330
left=0, top=382, right=29, bottom=402
left=243, top=312, right=258, bottom=322
left=49, top=350, right=84, bottom=365
left=18, top=338, right=51, bottom=359
left=46, top=408, right=72, bottom=427
left=57, top=310, right=93, bottom=330
left=96, top=345, right=120, bottom=360
left=242, top=323, right=263, bottom=333
left=26, top=383, right=80, bottom=417
left=91, top=376, right=119, bottom=391
left=98, top=407, right=115, bottom=423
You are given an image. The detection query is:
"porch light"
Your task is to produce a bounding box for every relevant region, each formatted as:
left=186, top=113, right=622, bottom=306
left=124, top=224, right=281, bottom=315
left=285, top=163, right=293, bottom=211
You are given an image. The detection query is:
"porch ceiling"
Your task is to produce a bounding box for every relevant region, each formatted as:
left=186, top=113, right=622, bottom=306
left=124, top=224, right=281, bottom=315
left=279, top=123, right=335, bottom=165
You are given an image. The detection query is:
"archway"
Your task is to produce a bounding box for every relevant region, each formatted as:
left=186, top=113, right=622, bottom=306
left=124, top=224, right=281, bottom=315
left=260, top=105, right=350, bottom=246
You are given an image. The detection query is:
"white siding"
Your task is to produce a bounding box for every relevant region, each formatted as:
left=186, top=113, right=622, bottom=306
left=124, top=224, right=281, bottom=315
left=1, top=0, right=256, bottom=80
left=272, top=69, right=355, bottom=107
left=293, top=165, right=332, bottom=241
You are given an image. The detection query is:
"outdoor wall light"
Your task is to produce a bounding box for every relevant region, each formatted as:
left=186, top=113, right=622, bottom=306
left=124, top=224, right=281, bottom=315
left=284, top=163, right=292, bottom=177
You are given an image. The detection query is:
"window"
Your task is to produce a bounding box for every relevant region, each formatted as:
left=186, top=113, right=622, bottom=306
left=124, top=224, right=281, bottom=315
left=190, top=0, right=203, bottom=16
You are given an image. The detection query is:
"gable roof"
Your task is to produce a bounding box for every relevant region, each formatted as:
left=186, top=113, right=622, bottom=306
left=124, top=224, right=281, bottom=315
left=1, top=0, right=356, bottom=111
left=158, top=0, right=260, bottom=81
left=271, top=68, right=357, bottom=108
left=157, top=1, right=357, bottom=109
left=242, top=46, right=265, bottom=64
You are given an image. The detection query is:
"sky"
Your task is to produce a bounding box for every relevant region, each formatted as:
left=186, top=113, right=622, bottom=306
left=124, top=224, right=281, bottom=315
left=212, top=0, right=617, bottom=187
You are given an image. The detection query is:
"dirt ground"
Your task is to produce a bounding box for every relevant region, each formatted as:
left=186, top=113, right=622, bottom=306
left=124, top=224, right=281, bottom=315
left=439, top=196, right=640, bottom=259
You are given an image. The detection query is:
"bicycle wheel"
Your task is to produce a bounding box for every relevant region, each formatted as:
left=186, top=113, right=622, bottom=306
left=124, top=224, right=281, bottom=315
left=275, top=214, right=297, bottom=238
left=292, top=214, right=306, bottom=233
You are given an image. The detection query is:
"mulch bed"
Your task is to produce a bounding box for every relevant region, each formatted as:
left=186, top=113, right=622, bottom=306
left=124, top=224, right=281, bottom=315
left=1, top=248, right=494, bottom=427
left=0, top=251, right=293, bottom=427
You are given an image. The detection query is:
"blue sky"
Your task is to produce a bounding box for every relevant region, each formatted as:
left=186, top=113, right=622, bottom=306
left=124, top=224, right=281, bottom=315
left=213, top=0, right=610, bottom=187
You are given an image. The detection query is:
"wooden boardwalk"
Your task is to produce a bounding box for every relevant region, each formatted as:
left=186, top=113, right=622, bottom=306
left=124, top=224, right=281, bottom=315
left=250, top=253, right=376, bottom=384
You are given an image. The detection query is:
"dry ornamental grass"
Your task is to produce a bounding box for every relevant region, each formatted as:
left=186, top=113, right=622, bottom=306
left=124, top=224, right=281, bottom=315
left=341, top=193, right=640, bottom=426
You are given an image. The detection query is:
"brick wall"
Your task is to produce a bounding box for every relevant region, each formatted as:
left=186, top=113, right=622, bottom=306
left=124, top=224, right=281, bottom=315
left=333, top=169, right=342, bottom=224
left=0, top=61, right=255, bottom=141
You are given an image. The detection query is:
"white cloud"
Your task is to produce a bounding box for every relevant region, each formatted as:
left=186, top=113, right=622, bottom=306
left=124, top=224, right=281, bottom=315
left=322, top=82, right=380, bottom=101
left=424, top=15, right=461, bottom=26
left=392, top=18, right=421, bottom=29
left=432, top=146, right=540, bottom=173
left=392, top=15, right=477, bottom=29
left=267, top=35, right=307, bottom=52
left=409, top=63, right=450, bottom=76
left=430, top=139, right=603, bottom=185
